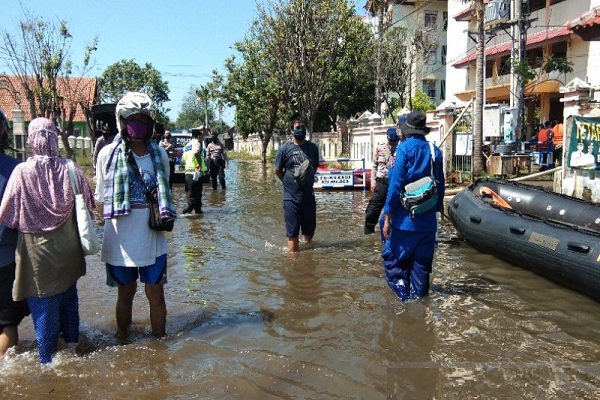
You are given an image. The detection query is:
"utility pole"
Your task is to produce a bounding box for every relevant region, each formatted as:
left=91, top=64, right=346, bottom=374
left=374, top=8, right=383, bottom=114
left=510, top=0, right=531, bottom=142
left=204, top=91, right=209, bottom=129
left=218, top=102, right=223, bottom=135
left=511, top=0, right=524, bottom=141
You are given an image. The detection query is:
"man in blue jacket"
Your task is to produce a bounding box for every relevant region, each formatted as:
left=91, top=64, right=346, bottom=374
left=381, top=111, right=445, bottom=301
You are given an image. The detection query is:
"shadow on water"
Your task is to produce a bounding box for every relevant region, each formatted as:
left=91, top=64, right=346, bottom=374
left=431, top=275, right=500, bottom=297
left=4, top=160, right=600, bottom=398
left=73, top=307, right=277, bottom=357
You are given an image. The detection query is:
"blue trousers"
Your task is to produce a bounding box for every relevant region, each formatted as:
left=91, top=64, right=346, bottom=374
left=27, top=284, right=79, bottom=363
left=381, top=229, right=435, bottom=301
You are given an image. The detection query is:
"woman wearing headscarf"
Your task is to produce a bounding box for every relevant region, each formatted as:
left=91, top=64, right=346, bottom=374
left=0, top=117, right=95, bottom=363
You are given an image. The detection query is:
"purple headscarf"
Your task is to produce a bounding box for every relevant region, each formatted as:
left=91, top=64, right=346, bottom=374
left=0, top=117, right=95, bottom=233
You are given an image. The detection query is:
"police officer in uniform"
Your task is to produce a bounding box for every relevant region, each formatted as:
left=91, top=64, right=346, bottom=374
left=364, top=127, right=400, bottom=234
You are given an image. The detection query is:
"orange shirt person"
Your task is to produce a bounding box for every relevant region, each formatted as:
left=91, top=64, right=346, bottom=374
left=553, top=122, right=564, bottom=147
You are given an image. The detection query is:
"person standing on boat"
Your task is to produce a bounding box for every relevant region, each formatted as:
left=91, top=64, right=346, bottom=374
left=381, top=111, right=445, bottom=301
left=364, top=127, right=400, bottom=234
left=274, top=114, right=320, bottom=252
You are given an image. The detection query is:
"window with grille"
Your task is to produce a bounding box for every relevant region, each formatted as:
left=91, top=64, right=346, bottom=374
left=423, top=82, right=436, bottom=101
left=441, top=45, right=447, bottom=65
left=425, top=11, right=437, bottom=29
left=426, top=46, right=438, bottom=64
left=440, top=80, right=446, bottom=100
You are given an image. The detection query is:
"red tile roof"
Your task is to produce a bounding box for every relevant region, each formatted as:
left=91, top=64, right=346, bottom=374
left=0, top=75, right=97, bottom=122
left=452, top=26, right=571, bottom=68
left=566, top=6, right=600, bottom=30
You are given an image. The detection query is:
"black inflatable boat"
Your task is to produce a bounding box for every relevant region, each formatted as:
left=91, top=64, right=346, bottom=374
left=448, top=178, right=600, bottom=300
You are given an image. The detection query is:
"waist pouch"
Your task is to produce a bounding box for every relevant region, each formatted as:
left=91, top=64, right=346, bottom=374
left=401, top=176, right=437, bottom=216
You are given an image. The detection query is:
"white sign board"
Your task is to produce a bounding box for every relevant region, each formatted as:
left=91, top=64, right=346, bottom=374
left=455, top=133, right=473, bottom=156
left=314, top=171, right=354, bottom=188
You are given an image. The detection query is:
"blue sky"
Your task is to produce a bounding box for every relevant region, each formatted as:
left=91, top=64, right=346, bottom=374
left=2, top=1, right=367, bottom=124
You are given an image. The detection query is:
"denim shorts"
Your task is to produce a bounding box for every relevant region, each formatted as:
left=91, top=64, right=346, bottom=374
left=106, top=254, right=168, bottom=287
left=283, top=198, right=316, bottom=238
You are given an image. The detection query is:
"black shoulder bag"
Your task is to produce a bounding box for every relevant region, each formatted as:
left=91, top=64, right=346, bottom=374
left=293, top=146, right=315, bottom=187
left=127, top=152, right=175, bottom=232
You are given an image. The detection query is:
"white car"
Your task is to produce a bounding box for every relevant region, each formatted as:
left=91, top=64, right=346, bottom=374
left=171, top=131, right=211, bottom=183
left=171, top=131, right=192, bottom=180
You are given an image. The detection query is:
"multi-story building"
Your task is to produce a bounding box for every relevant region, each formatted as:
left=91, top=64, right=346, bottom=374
left=392, top=0, right=449, bottom=106
left=449, top=0, right=600, bottom=138
left=363, top=0, right=450, bottom=109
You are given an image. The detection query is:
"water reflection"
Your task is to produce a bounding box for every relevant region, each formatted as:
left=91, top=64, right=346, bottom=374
left=2, top=160, right=600, bottom=398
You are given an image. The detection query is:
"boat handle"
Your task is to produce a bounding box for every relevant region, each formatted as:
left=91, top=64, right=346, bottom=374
left=469, top=216, right=481, bottom=223
left=510, top=227, right=526, bottom=235
left=567, top=242, right=591, bottom=254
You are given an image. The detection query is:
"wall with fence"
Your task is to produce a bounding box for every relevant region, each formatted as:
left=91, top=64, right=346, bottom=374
left=58, top=136, right=94, bottom=157
left=232, top=130, right=342, bottom=160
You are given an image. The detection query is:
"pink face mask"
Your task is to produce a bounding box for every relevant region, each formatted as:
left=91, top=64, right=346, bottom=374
left=125, top=119, right=150, bottom=140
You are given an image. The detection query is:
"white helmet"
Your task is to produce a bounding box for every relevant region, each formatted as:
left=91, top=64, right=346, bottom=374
left=116, top=91, right=155, bottom=135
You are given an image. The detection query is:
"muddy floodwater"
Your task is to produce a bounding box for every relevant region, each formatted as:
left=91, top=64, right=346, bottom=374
left=2, top=160, right=600, bottom=399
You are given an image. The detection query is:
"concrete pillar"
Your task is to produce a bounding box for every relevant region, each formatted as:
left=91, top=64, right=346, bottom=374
left=368, top=113, right=382, bottom=126
left=346, top=118, right=358, bottom=156
left=437, top=107, right=456, bottom=181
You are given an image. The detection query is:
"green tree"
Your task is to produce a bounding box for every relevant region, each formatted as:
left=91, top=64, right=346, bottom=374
left=195, top=72, right=223, bottom=130
left=364, top=0, right=394, bottom=113
left=380, top=26, right=411, bottom=117
left=175, top=85, right=214, bottom=129
left=221, top=20, right=284, bottom=164
left=513, top=54, right=574, bottom=91
left=97, top=59, right=170, bottom=120
left=0, top=6, right=98, bottom=157
left=319, top=13, right=374, bottom=131
left=410, top=89, right=435, bottom=113
left=258, top=0, right=357, bottom=137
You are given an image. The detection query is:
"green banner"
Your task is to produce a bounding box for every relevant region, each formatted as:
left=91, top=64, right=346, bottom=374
left=567, top=116, right=600, bottom=169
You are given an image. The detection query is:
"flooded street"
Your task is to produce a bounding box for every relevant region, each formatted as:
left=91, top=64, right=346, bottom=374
left=2, top=159, right=600, bottom=399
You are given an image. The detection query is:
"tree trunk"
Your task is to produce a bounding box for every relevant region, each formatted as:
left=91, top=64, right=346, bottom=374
left=261, top=133, right=272, bottom=165
left=374, top=9, right=384, bottom=113
left=472, top=0, right=485, bottom=179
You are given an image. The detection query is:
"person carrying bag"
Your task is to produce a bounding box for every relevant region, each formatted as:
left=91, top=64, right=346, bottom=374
left=127, top=153, right=175, bottom=231
left=381, top=111, right=445, bottom=302
left=66, top=160, right=101, bottom=254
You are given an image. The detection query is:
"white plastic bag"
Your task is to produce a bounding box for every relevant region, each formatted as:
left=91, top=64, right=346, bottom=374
left=67, top=161, right=101, bottom=255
